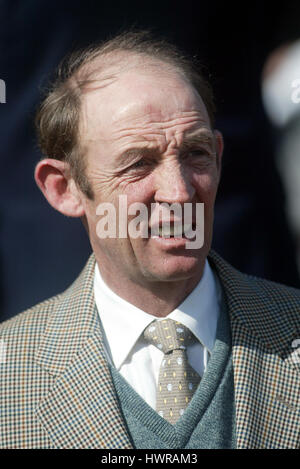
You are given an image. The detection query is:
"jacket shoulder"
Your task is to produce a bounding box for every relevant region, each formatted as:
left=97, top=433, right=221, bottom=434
left=246, top=274, right=300, bottom=326
left=0, top=296, right=61, bottom=449
left=209, top=249, right=300, bottom=332
left=0, top=293, right=63, bottom=342
left=247, top=273, right=300, bottom=299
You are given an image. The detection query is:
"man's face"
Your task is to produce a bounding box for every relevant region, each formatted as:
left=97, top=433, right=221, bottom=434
left=79, top=65, right=222, bottom=288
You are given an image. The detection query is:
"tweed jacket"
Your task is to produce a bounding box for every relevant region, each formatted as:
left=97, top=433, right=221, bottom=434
left=0, top=250, right=300, bottom=449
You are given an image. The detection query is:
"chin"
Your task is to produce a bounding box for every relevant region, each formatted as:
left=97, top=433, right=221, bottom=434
left=143, top=257, right=204, bottom=283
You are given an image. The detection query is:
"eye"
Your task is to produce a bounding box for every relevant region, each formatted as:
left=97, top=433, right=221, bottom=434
left=131, top=160, right=147, bottom=169
left=129, top=158, right=154, bottom=171
left=186, top=149, right=210, bottom=158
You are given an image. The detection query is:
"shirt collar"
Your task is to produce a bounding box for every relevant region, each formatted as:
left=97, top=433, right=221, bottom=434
left=94, top=260, right=221, bottom=370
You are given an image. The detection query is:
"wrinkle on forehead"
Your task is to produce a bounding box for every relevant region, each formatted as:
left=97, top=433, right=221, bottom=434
left=82, top=75, right=205, bottom=128
left=78, top=61, right=210, bottom=158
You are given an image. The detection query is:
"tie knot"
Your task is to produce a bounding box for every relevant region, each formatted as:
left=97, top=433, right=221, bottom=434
left=143, top=318, right=195, bottom=354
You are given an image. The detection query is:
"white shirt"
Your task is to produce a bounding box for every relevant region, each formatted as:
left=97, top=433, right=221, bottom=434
left=94, top=260, right=221, bottom=410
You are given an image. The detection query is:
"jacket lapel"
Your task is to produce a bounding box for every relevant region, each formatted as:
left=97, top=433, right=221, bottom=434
left=34, top=255, right=133, bottom=449
left=209, top=250, right=300, bottom=449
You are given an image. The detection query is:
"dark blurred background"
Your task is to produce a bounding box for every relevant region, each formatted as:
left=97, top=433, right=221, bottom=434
left=1, top=0, right=300, bottom=321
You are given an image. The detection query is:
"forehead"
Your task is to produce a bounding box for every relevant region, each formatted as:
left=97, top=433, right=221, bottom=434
left=79, top=65, right=211, bottom=146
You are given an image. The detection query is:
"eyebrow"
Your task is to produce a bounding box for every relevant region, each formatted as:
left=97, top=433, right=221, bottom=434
left=118, top=147, right=160, bottom=163
left=181, top=130, right=214, bottom=148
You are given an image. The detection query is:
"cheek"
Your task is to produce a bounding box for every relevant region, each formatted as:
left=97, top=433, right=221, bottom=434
left=120, top=174, right=155, bottom=204
left=192, top=172, right=219, bottom=202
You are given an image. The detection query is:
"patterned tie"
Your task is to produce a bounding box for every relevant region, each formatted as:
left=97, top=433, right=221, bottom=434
left=143, top=318, right=201, bottom=424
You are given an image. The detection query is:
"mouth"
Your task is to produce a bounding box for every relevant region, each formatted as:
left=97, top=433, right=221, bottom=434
left=149, top=222, right=196, bottom=239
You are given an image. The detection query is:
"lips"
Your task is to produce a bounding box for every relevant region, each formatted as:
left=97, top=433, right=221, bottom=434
left=149, top=221, right=196, bottom=238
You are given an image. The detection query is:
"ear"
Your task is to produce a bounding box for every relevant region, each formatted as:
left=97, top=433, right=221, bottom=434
left=213, top=129, right=224, bottom=175
left=34, top=159, right=85, bottom=217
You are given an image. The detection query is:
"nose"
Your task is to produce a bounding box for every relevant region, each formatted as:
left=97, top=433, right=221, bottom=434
left=153, top=160, right=195, bottom=204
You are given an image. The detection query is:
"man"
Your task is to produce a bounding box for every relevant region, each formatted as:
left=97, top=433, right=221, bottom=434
left=0, top=31, right=299, bottom=449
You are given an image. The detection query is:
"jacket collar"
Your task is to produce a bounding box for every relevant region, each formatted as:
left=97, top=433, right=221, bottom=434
left=35, top=254, right=99, bottom=375
left=208, top=249, right=297, bottom=355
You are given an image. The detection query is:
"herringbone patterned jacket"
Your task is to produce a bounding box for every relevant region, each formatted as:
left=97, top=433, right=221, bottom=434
left=0, top=250, right=299, bottom=448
